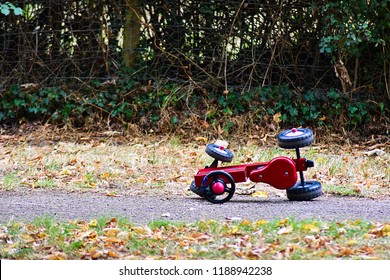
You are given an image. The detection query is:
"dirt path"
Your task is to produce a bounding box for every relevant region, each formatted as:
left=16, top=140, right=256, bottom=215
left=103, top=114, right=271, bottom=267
left=0, top=190, right=389, bottom=224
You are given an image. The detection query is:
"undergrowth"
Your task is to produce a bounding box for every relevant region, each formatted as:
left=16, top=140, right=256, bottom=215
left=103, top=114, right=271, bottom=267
left=0, top=73, right=388, bottom=136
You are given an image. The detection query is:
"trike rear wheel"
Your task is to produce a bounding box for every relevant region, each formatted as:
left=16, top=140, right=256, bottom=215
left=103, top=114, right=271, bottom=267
left=278, top=128, right=314, bottom=149
left=286, top=180, right=322, bottom=201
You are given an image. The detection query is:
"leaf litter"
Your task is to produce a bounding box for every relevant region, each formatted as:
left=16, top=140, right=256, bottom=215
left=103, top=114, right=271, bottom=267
left=0, top=217, right=389, bottom=260
left=0, top=131, right=388, bottom=198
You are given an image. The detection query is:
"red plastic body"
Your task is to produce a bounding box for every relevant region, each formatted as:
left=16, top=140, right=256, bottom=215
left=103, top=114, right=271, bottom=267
left=194, top=156, right=309, bottom=190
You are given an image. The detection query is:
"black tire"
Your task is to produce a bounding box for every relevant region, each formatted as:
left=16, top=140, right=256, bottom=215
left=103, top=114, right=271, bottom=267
left=286, top=180, right=322, bottom=201
left=206, top=143, right=234, bottom=162
left=190, top=181, right=204, bottom=197
left=278, top=128, right=314, bottom=149
left=201, top=171, right=235, bottom=204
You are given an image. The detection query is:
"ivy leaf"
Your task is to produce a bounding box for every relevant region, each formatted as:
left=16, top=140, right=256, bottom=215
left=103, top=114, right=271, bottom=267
left=13, top=7, right=23, bottom=15
left=1, top=6, right=10, bottom=15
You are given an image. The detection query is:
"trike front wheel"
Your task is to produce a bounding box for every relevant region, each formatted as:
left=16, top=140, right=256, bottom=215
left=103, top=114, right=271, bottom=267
left=201, top=170, right=235, bottom=204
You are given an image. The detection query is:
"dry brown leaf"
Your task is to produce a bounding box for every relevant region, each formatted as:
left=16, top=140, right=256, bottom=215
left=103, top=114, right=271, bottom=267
left=103, top=228, right=120, bottom=237
left=277, top=226, right=293, bottom=235
left=108, top=250, right=120, bottom=258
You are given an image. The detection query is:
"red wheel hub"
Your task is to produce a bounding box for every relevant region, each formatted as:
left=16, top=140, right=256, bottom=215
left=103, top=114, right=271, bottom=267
left=211, top=181, right=225, bottom=195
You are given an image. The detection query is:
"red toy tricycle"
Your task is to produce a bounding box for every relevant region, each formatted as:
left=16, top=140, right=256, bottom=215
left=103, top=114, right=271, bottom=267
left=190, top=128, right=322, bottom=203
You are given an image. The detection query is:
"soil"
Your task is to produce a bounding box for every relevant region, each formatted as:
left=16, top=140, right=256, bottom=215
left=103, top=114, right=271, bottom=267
left=0, top=190, right=389, bottom=225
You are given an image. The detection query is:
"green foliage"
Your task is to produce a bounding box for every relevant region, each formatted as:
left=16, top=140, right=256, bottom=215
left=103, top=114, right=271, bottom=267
left=0, top=86, right=79, bottom=122
left=206, top=86, right=380, bottom=131
left=0, top=78, right=384, bottom=133
left=318, top=0, right=388, bottom=59
left=0, top=2, right=23, bottom=16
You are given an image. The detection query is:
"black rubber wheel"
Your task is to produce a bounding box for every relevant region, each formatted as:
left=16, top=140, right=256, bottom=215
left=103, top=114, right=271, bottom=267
left=201, top=170, right=235, bottom=204
left=206, top=143, right=234, bottom=162
left=190, top=181, right=204, bottom=197
left=278, top=128, right=314, bottom=149
left=286, top=180, right=322, bottom=201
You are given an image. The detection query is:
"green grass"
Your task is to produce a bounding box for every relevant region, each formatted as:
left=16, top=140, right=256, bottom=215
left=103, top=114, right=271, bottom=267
left=0, top=216, right=388, bottom=260
left=2, top=173, right=21, bottom=189
left=36, top=179, right=57, bottom=188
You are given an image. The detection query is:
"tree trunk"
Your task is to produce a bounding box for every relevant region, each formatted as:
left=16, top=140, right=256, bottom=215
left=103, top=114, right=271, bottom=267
left=123, top=0, right=141, bottom=68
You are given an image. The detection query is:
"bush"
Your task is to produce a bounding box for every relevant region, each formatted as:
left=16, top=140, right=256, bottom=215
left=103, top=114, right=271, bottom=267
left=0, top=77, right=386, bottom=134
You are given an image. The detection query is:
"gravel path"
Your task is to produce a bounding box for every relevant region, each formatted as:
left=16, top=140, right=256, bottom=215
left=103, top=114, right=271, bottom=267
left=0, top=190, right=389, bottom=224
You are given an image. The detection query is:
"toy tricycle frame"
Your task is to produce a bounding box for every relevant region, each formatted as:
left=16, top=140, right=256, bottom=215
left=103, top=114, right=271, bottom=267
left=190, top=128, right=322, bottom=203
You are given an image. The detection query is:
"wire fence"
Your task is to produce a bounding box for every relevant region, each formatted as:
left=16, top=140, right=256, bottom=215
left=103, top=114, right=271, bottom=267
left=0, top=0, right=388, bottom=98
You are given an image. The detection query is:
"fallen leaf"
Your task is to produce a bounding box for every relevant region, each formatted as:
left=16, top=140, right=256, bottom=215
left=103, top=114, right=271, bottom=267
left=277, top=226, right=293, bottom=235
left=59, top=168, right=71, bottom=175
left=89, top=220, right=98, bottom=227
left=187, top=247, right=197, bottom=254
left=240, top=220, right=252, bottom=226
left=383, top=224, right=390, bottom=236
left=89, top=247, right=102, bottom=259
left=302, top=224, right=320, bottom=233
left=326, top=245, right=339, bottom=255
left=137, top=177, right=147, bottom=183
left=255, top=220, right=269, bottom=226
left=47, top=253, right=66, bottom=260
left=273, top=112, right=282, bottom=123
left=195, top=136, right=208, bottom=143
left=37, top=232, right=48, bottom=239
left=338, top=228, right=346, bottom=235
left=338, top=246, right=354, bottom=257
left=278, top=219, right=289, bottom=226
left=106, top=191, right=121, bottom=197
left=105, top=237, right=123, bottom=245
left=191, top=233, right=212, bottom=242
left=20, top=234, right=35, bottom=243
left=252, top=190, right=268, bottom=198
left=103, top=228, right=120, bottom=237
left=246, top=250, right=261, bottom=260
left=347, top=239, right=358, bottom=246
left=80, top=230, right=98, bottom=240
left=108, top=250, right=119, bottom=258
left=32, top=155, right=43, bottom=161
left=318, top=116, right=327, bottom=121
left=368, top=223, right=390, bottom=237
